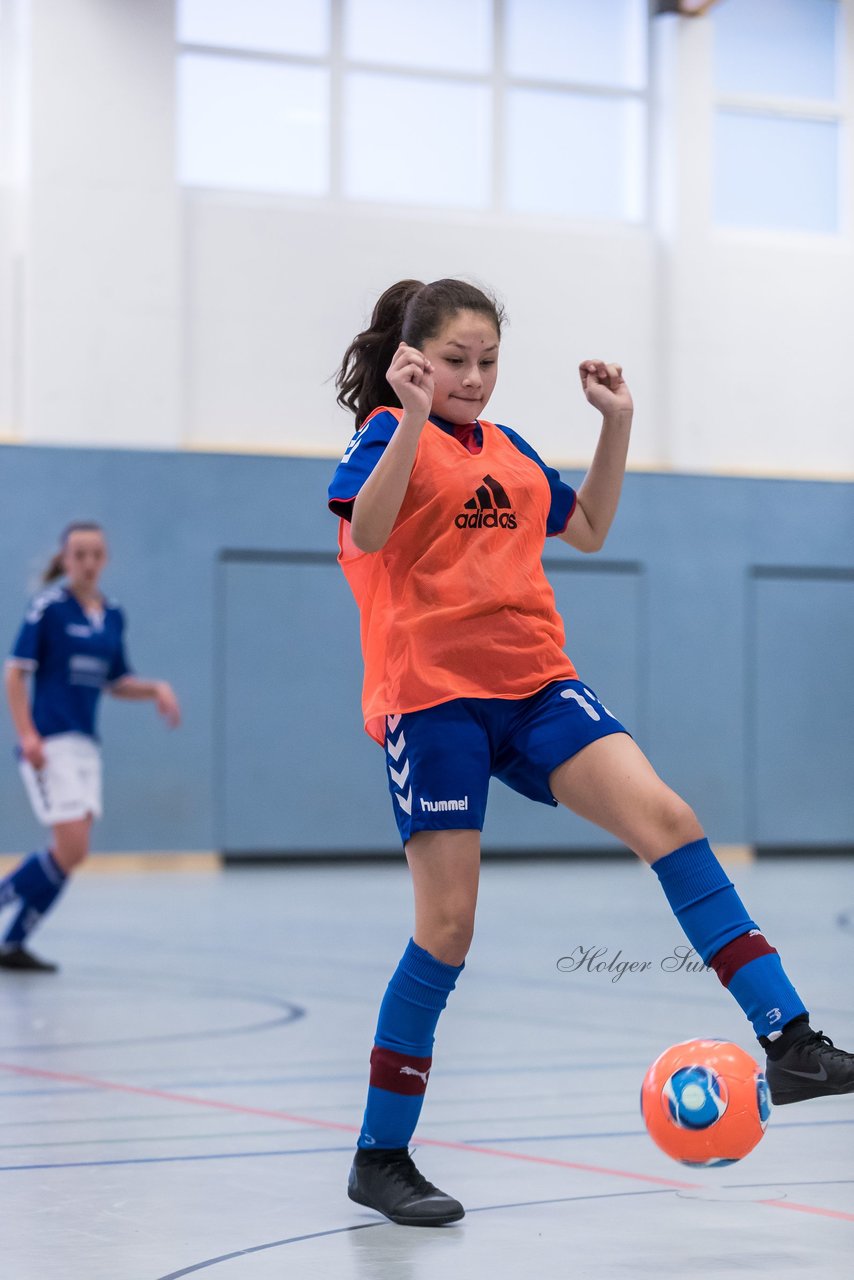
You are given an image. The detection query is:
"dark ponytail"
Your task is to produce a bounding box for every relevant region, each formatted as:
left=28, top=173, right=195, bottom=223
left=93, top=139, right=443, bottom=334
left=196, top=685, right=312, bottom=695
left=42, top=552, right=66, bottom=584
left=336, top=277, right=505, bottom=427
left=42, top=521, right=104, bottom=584
left=336, top=280, right=424, bottom=428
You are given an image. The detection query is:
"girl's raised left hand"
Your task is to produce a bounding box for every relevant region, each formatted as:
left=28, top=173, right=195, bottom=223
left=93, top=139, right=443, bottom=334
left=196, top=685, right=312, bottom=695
left=579, top=361, right=633, bottom=417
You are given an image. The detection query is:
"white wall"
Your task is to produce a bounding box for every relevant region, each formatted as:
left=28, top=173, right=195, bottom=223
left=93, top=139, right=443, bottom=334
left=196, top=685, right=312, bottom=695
left=0, top=0, right=26, bottom=441
left=184, top=196, right=661, bottom=466
left=654, top=14, right=854, bottom=477
left=10, top=0, right=182, bottom=448
left=1, top=0, right=853, bottom=475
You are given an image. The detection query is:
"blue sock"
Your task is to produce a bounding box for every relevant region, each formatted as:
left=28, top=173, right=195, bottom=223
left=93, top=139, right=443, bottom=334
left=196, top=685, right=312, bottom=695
left=652, top=838, right=807, bottom=1040
left=0, top=851, right=67, bottom=948
left=358, top=938, right=464, bottom=1150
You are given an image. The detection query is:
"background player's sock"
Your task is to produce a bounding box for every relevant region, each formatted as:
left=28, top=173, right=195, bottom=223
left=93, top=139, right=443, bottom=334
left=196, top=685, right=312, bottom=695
left=651, top=838, right=807, bottom=1040
left=358, top=937, right=463, bottom=1150
left=0, top=850, right=66, bottom=949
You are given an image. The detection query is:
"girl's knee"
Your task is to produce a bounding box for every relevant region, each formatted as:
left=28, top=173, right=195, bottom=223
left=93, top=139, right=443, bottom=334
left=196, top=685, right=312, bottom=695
left=53, top=846, right=87, bottom=873
left=51, top=826, right=91, bottom=873
left=662, top=794, right=702, bottom=843
left=420, top=913, right=475, bottom=966
left=636, top=791, right=703, bottom=863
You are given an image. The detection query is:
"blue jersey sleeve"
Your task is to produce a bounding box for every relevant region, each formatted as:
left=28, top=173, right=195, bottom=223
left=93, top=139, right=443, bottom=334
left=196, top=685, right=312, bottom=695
left=10, top=616, right=42, bottom=668
left=496, top=425, right=577, bottom=536
left=9, top=591, right=56, bottom=669
left=107, top=609, right=133, bottom=683
left=328, top=409, right=399, bottom=521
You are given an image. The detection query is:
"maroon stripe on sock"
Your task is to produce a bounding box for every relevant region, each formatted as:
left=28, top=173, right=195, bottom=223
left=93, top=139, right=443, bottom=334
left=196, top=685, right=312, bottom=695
left=709, top=932, right=778, bottom=988
left=369, top=1046, right=433, bottom=1095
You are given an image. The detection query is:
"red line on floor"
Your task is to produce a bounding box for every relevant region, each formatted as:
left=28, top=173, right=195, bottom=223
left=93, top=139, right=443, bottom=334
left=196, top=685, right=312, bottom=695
left=758, top=1198, right=854, bottom=1222
left=1, top=1061, right=851, bottom=1221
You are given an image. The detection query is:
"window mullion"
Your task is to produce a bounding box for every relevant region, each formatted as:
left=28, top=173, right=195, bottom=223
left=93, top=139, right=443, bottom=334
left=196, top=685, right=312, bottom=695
left=178, top=41, right=326, bottom=70
left=492, top=0, right=505, bottom=212
left=330, top=0, right=344, bottom=200
left=716, top=93, right=842, bottom=123
left=176, top=1, right=652, bottom=225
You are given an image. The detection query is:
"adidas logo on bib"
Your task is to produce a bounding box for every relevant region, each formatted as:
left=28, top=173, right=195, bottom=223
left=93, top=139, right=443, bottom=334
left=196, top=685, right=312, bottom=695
left=455, top=474, right=518, bottom=530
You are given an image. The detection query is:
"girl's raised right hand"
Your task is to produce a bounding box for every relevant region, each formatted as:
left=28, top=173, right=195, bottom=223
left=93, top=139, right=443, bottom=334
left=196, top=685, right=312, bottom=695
left=386, top=342, right=434, bottom=421
left=20, top=731, right=46, bottom=771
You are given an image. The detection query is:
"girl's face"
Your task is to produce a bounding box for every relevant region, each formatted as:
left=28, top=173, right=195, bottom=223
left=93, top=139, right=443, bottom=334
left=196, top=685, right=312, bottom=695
left=63, top=530, right=107, bottom=594
left=421, top=310, right=500, bottom=424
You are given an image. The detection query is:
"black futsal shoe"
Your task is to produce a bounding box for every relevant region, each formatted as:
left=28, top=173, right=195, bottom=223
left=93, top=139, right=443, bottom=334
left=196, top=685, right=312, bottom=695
left=348, top=1146, right=465, bottom=1226
left=0, top=945, right=59, bottom=973
left=763, top=1025, right=854, bottom=1105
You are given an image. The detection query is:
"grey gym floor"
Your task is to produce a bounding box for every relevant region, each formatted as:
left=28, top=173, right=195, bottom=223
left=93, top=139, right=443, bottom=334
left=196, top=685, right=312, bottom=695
left=1, top=855, right=852, bottom=1280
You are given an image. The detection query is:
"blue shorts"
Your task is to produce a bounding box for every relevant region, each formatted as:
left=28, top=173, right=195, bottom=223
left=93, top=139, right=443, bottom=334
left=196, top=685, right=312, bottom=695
left=383, top=678, right=629, bottom=845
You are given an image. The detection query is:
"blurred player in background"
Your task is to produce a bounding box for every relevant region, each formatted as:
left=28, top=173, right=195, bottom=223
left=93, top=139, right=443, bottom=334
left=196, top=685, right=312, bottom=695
left=1, top=521, right=180, bottom=972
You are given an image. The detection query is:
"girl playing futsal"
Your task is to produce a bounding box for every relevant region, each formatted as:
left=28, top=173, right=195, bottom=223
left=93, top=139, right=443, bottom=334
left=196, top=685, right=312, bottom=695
left=1, top=521, right=181, bottom=971
left=328, top=278, right=854, bottom=1227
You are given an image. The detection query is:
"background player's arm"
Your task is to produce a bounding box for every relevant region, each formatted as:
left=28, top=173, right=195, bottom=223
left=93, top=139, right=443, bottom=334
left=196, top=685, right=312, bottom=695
left=3, top=663, right=45, bottom=767
left=559, top=360, right=633, bottom=554
left=350, top=344, right=434, bottom=553
left=109, top=676, right=181, bottom=727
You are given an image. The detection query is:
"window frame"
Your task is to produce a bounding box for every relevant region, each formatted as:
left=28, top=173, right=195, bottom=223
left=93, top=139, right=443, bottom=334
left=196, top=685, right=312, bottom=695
left=175, top=0, right=651, bottom=227
left=711, top=0, right=847, bottom=238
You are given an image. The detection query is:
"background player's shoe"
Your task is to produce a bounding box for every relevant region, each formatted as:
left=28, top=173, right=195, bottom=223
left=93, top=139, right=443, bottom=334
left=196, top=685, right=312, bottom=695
left=0, top=945, right=59, bottom=972
left=348, top=1146, right=464, bottom=1226
left=764, top=1026, right=854, bottom=1104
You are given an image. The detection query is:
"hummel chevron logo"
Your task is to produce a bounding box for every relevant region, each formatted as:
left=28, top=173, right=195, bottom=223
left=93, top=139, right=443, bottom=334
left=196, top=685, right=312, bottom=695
left=395, top=787, right=412, bottom=815
left=387, top=713, right=401, bottom=732
left=387, top=730, right=406, bottom=762
left=389, top=759, right=410, bottom=789
left=455, top=474, right=517, bottom=530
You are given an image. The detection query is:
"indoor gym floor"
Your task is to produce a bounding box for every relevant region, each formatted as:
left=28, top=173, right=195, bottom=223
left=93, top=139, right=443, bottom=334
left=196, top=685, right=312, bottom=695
left=0, top=855, right=852, bottom=1279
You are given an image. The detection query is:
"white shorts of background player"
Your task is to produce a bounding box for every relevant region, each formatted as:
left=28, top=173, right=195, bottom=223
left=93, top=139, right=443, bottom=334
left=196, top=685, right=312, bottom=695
left=19, top=732, right=103, bottom=826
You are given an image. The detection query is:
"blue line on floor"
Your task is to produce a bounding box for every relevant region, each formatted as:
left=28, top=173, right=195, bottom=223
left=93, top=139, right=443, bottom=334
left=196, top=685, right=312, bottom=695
left=0, top=1144, right=355, bottom=1173
left=463, top=1116, right=854, bottom=1144
left=0, top=1059, right=650, bottom=1098
left=0, top=1086, right=93, bottom=1098
left=3, top=1107, right=853, bottom=1170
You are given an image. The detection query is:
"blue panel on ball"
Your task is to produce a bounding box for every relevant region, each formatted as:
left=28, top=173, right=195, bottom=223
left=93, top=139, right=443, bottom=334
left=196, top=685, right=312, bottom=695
left=682, top=1156, right=739, bottom=1168
left=666, top=1066, right=727, bottom=1130
left=756, top=1072, right=772, bottom=1126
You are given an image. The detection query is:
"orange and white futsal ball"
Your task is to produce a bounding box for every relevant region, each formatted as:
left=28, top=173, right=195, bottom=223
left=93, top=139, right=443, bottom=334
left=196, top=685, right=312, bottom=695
left=641, top=1038, right=771, bottom=1167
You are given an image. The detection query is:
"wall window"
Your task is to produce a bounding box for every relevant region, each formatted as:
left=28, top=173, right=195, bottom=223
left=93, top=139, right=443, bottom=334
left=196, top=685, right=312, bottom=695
left=177, top=0, right=330, bottom=58
left=343, top=0, right=493, bottom=75
left=343, top=73, right=492, bottom=208
left=178, top=56, right=329, bottom=195
left=176, top=0, right=648, bottom=222
left=712, top=0, right=843, bottom=234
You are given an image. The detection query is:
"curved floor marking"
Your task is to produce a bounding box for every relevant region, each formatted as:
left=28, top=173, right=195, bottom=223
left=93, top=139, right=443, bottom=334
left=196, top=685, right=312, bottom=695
left=0, top=1011, right=305, bottom=1056
left=0, top=971, right=305, bottom=1054
left=0, top=1061, right=851, bottom=1225
left=152, top=1189, right=674, bottom=1280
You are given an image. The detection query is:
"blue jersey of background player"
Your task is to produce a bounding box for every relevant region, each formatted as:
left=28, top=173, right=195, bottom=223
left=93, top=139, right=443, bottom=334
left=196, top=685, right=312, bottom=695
left=14, top=579, right=132, bottom=741
left=1, top=521, right=181, bottom=972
